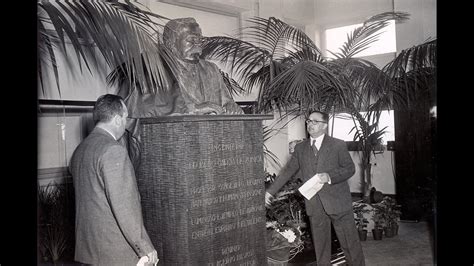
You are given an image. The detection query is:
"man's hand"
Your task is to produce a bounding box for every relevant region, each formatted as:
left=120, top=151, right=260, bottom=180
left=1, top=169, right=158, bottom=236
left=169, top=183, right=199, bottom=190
left=137, top=250, right=158, bottom=266
left=316, top=173, right=331, bottom=184
left=195, top=102, right=225, bottom=115
left=265, top=192, right=274, bottom=207
left=223, top=102, right=244, bottom=115
left=147, top=250, right=158, bottom=265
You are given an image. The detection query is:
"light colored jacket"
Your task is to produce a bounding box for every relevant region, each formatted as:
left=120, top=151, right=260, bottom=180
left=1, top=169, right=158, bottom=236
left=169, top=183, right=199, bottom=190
left=69, top=127, right=154, bottom=265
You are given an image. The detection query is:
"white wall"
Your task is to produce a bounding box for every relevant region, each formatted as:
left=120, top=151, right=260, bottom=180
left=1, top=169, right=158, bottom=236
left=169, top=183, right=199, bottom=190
left=262, top=113, right=290, bottom=174
left=347, top=151, right=396, bottom=194
left=394, top=0, right=437, bottom=51
left=39, top=45, right=115, bottom=101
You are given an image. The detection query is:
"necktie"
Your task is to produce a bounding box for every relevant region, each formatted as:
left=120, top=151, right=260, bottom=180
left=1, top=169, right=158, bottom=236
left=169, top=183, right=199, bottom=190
left=312, top=139, right=319, bottom=157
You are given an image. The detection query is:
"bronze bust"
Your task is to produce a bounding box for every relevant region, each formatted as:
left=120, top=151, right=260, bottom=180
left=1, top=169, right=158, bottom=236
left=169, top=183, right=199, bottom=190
left=124, top=17, right=243, bottom=117
left=162, top=17, right=243, bottom=115
left=120, top=18, right=244, bottom=168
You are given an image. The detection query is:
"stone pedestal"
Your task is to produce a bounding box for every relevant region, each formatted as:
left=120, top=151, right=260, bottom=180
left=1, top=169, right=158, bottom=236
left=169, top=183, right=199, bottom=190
left=136, top=115, right=272, bottom=265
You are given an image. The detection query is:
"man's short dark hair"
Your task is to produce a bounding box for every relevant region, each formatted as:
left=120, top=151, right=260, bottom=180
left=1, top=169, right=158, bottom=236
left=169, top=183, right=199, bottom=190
left=307, top=110, right=329, bottom=122
left=93, top=94, right=125, bottom=124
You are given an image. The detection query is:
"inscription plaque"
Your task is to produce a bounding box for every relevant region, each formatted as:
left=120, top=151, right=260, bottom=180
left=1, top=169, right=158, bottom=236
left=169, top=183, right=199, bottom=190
left=136, top=115, right=272, bottom=265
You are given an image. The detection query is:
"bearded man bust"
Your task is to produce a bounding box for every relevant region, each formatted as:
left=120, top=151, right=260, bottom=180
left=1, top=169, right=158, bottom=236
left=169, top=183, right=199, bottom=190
left=124, top=17, right=243, bottom=117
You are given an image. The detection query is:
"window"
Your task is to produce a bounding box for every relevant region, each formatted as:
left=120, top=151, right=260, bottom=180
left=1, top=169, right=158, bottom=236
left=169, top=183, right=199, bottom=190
left=328, top=111, right=395, bottom=145
left=325, top=20, right=396, bottom=58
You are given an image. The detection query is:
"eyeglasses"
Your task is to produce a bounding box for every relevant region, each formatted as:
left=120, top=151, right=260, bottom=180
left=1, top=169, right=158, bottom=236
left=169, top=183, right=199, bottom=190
left=306, top=119, right=327, bottom=124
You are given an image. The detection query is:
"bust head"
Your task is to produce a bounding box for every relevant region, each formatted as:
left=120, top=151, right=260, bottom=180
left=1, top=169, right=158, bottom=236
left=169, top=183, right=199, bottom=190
left=163, top=18, right=203, bottom=61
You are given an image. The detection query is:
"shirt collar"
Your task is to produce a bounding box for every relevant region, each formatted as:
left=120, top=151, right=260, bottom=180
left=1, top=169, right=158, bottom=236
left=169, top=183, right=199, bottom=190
left=310, top=134, right=325, bottom=149
left=97, top=125, right=116, bottom=140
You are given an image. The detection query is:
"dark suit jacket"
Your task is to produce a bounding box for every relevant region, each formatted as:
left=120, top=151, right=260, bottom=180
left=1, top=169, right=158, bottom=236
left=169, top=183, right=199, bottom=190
left=69, top=127, right=154, bottom=265
left=267, top=135, right=355, bottom=215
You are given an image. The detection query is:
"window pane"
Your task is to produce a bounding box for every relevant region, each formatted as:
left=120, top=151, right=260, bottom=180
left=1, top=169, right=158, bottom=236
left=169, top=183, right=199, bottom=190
left=328, top=111, right=395, bottom=144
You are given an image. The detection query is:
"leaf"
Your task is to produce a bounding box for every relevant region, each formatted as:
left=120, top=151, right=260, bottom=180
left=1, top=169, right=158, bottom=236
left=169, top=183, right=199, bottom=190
left=38, top=0, right=172, bottom=95
left=333, top=12, right=410, bottom=58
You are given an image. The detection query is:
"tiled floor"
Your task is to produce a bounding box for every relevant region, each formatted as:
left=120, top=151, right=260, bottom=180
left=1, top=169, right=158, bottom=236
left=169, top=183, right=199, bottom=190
left=360, top=221, right=435, bottom=265
left=288, top=220, right=435, bottom=265
left=41, top=221, right=435, bottom=265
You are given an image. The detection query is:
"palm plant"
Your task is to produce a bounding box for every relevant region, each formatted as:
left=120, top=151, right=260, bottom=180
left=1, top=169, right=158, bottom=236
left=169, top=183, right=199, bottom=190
left=38, top=183, right=75, bottom=264
left=38, top=0, right=175, bottom=97
left=202, top=12, right=408, bottom=115
left=38, top=0, right=250, bottom=101
left=349, top=111, right=387, bottom=199
left=202, top=12, right=436, bottom=197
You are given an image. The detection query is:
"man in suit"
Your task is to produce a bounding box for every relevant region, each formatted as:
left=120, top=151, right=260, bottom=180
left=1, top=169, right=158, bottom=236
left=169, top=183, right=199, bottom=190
left=69, top=94, right=158, bottom=265
left=265, top=110, right=365, bottom=266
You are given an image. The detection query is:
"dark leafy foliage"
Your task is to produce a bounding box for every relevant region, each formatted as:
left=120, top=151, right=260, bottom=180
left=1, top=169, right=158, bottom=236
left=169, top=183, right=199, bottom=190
left=38, top=0, right=173, bottom=95
left=38, top=183, right=75, bottom=263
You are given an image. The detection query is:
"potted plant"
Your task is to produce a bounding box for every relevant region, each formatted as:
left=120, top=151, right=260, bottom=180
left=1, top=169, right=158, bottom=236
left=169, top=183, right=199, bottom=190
left=350, top=112, right=387, bottom=202
left=265, top=172, right=307, bottom=264
left=353, top=201, right=370, bottom=241
left=38, top=183, right=75, bottom=264
left=371, top=204, right=386, bottom=240
left=380, top=196, right=402, bottom=237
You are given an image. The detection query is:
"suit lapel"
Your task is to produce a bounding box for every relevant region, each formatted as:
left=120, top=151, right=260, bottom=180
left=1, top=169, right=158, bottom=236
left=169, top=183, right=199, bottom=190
left=316, top=135, right=332, bottom=167
left=299, top=138, right=319, bottom=175
left=301, top=138, right=315, bottom=160
left=299, top=136, right=334, bottom=177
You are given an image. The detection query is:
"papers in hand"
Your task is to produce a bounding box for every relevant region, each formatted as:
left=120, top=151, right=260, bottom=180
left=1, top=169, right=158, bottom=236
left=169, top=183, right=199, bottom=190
left=298, top=173, right=324, bottom=200
left=137, top=256, right=158, bottom=266
left=137, top=256, right=149, bottom=266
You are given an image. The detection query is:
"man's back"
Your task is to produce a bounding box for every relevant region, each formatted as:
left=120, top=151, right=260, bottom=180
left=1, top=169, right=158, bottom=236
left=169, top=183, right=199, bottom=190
left=69, top=128, right=145, bottom=265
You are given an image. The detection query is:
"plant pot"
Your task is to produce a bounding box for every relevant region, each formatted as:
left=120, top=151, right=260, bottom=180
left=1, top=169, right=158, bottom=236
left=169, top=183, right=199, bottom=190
left=372, top=228, right=383, bottom=240
left=267, top=247, right=291, bottom=266
left=392, top=224, right=399, bottom=235
left=384, top=226, right=395, bottom=238
left=358, top=230, right=368, bottom=241
left=267, top=256, right=289, bottom=266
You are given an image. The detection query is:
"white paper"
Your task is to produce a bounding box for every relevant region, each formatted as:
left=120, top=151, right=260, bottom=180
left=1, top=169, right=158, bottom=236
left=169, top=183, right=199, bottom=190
left=298, top=173, right=324, bottom=200
left=137, top=256, right=149, bottom=266
left=137, top=256, right=158, bottom=266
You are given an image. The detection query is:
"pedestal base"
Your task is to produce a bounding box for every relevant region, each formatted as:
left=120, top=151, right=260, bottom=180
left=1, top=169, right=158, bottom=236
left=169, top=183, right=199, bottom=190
left=136, top=115, right=272, bottom=265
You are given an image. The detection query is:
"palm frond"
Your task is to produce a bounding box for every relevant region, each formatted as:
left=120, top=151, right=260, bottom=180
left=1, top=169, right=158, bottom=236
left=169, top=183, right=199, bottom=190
left=243, top=60, right=288, bottom=100
left=244, top=17, right=319, bottom=60
left=382, top=39, right=436, bottom=109
left=38, top=0, right=172, bottom=95
left=331, top=12, right=410, bottom=59
left=384, top=39, right=436, bottom=78
left=201, top=36, right=268, bottom=79
left=284, top=46, right=325, bottom=65
left=221, top=70, right=246, bottom=96
left=202, top=16, right=319, bottom=86
left=328, top=58, right=394, bottom=112
left=260, top=60, right=348, bottom=114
